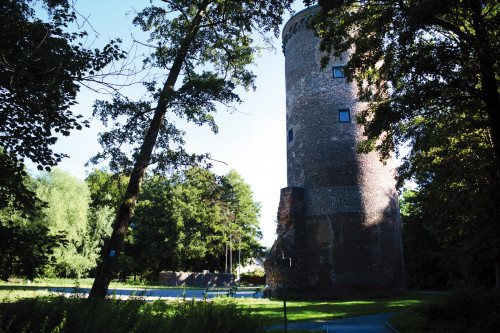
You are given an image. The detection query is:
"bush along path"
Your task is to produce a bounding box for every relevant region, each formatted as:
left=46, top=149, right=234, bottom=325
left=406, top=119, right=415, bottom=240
left=0, top=297, right=265, bottom=333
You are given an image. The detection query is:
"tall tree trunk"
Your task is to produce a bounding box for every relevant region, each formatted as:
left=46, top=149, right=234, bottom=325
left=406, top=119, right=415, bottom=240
left=471, top=0, right=500, bottom=178
left=230, top=235, right=233, bottom=274
left=88, top=2, right=210, bottom=300
left=470, top=1, right=500, bottom=291
left=495, top=257, right=500, bottom=290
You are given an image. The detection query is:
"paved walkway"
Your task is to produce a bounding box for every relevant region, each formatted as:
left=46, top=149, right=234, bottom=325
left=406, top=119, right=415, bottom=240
left=43, top=287, right=263, bottom=300
left=267, top=313, right=397, bottom=332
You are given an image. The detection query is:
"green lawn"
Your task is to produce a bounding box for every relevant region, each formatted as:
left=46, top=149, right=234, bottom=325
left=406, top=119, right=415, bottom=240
left=0, top=277, right=202, bottom=290
left=0, top=286, right=53, bottom=302
left=235, top=292, right=446, bottom=326
left=0, top=278, right=203, bottom=302
left=1, top=280, right=446, bottom=328
left=3, top=283, right=495, bottom=332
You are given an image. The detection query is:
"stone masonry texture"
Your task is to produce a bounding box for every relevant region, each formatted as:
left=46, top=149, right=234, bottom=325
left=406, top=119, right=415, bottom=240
left=265, top=6, right=405, bottom=297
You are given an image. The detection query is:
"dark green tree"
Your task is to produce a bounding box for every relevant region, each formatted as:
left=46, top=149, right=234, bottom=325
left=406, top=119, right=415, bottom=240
left=127, top=168, right=263, bottom=279
left=126, top=175, right=176, bottom=279
left=400, top=188, right=453, bottom=290
left=223, top=169, right=263, bottom=272
left=309, top=0, right=500, bottom=288
left=85, top=168, right=128, bottom=213
left=0, top=223, right=65, bottom=281
left=0, top=150, right=42, bottom=219
left=399, top=109, right=498, bottom=289
left=0, top=150, right=65, bottom=280
left=89, top=0, right=293, bottom=298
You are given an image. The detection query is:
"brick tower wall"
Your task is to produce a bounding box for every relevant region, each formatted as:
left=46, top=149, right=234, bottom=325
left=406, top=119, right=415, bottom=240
left=265, top=6, right=405, bottom=297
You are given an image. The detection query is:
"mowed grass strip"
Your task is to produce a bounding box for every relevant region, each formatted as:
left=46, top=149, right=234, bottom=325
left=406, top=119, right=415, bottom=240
left=235, top=292, right=446, bottom=326
left=0, top=277, right=202, bottom=290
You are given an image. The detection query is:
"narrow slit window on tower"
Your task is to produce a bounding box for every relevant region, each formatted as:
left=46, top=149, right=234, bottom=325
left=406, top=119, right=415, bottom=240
left=332, top=66, right=345, bottom=78
left=338, top=109, right=350, bottom=122
left=288, top=128, right=294, bottom=142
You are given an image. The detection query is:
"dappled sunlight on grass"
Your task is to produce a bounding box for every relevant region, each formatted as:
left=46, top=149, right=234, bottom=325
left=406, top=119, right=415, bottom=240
left=235, top=292, right=447, bottom=326
left=0, top=282, right=447, bottom=327
left=0, top=286, right=55, bottom=302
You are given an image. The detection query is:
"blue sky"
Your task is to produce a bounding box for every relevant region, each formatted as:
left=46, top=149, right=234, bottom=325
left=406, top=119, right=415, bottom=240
left=31, top=1, right=309, bottom=247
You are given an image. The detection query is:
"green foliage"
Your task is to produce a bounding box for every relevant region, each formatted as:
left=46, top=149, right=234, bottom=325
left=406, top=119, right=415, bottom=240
left=398, top=108, right=499, bottom=288
left=0, top=150, right=44, bottom=220
left=399, top=189, right=448, bottom=289
left=32, top=169, right=112, bottom=278
left=85, top=168, right=128, bottom=212
left=1, top=0, right=124, bottom=279
left=390, top=289, right=500, bottom=333
left=0, top=223, right=65, bottom=281
left=125, top=168, right=263, bottom=278
left=0, top=150, right=65, bottom=281
left=0, top=297, right=265, bottom=332
left=0, top=0, right=124, bottom=169
left=1, top=167, right=117, bottom=280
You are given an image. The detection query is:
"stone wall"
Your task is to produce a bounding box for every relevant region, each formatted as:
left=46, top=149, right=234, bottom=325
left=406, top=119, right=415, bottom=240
left=264, top=187, right=307, bottom=295
left=159, top=272, right=235, bottom=287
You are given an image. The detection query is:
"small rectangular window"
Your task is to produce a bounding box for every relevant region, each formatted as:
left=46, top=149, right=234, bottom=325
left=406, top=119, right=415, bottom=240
left=288, top=128, right=294, bottom=142
left=332, top=66, right=345, bottom=78
left=339, top=109, right=350, bottom=122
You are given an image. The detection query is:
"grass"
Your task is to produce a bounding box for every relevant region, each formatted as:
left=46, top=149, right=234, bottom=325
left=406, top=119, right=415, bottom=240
left=0, top=277, right=202, bottom=302
left=3, top=280, right=498, bottom=332
left=0, top=297, right=265, bottom=332
left=0, top=286, right=54, bottom=302
left=387, top=289, right=500, bottom=333
left=0, top=277, right=203, bottom=290
left=1, top=280, right=450, bottom=331
left=235, top=292, right=446, bottom=326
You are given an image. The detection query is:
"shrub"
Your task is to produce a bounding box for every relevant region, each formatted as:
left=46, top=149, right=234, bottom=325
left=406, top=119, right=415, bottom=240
left=389, top=288, right=500, bottom=333
left=240, top=274, right=266, bottom=285
left=0, top=296, right=265, bottom=332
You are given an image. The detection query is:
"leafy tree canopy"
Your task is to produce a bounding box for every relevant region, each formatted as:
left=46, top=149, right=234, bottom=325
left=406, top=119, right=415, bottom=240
left=0, top=222, right=66, bottom=281
left=85, top=168, right=128, bottom=212
left=0, top=154, right=64, bottom=281
left=123, top=168, right=263, bottom=278
left=0, top=149, right=44, bottom=220
left=0, top=0, right=124, bottom=169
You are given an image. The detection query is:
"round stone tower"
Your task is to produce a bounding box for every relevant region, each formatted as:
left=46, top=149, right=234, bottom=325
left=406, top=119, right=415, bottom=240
left=265, top=6, right=405, bottom=297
